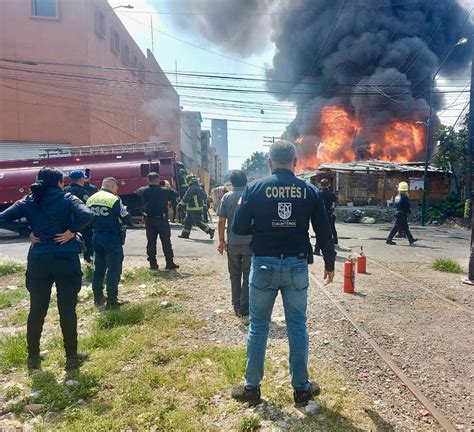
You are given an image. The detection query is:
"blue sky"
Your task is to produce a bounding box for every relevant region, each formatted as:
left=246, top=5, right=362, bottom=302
left=108, top=0, right=295, bottom=170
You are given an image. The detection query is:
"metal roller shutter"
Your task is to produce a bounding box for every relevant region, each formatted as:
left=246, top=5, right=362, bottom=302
left=0, top=141, right=71, bottom=161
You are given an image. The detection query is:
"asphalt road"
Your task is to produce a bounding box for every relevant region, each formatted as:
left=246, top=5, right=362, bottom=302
left=0, top=220, right=471, bottom=266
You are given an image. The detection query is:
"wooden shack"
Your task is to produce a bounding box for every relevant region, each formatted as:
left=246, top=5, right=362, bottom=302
left=300, top=161, right=450, bottom=206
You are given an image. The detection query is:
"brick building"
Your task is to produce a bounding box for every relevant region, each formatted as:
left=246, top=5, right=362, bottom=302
left=0, top=0, right=180, bottom=160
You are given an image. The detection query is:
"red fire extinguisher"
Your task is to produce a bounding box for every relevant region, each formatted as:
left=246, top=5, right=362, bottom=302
left=357, top=246, right=367, bottom=274
left=344, top=255, right=355, bottom=294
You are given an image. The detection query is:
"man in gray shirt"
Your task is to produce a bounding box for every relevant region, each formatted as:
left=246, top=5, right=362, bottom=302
left=217, top=170, right=252, bottom=318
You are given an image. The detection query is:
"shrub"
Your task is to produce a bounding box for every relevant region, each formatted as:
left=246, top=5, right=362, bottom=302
left=432, top=258, right=464, bottom=274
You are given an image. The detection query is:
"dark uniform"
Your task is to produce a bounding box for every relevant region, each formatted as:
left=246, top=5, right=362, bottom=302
left=135, top=184, right=179, bottom=269
left=86, top=189, right=130, bottom=306
left=387, top=194, right=416, bottom=244
left=64, top=182, right=94, bottom=262
left=0, top=187, right=93, bottom=366
left=178, top=180, right=215, bottom=239
left=232, top=168, right=335, bottom=400
left=83, top=181, right=99, bottom=197
left=314, top=188, right=338, bottom=254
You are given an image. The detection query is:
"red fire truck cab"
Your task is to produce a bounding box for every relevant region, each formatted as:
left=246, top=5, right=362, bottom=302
left=0, top=142, right=179, bottom=216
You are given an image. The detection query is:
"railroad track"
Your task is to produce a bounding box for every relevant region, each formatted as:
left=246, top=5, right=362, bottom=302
left=309, top=273, right=456, bottom=432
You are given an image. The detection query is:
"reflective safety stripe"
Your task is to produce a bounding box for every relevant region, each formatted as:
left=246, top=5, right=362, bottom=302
left=193, top=195, right=199, bottom=208
left=187, top=206, right=203, bottom=211
left=86, top=190, right=118, bottom=208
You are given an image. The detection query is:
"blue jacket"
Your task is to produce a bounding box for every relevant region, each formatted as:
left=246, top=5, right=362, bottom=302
left=232, top=168, right=336, bottom=271
left=394, top=194, right=411, bottom=214
left=0, top=187, right=94, bottom=255
left=86, top=189, right=130, bottom=235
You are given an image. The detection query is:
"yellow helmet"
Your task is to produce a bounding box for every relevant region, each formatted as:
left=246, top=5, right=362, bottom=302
left=398, top=181, right=409, bottom=192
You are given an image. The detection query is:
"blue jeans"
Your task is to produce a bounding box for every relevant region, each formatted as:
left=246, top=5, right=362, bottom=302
left=92, top=234, right=124, bottom=300
left=245, top=255, right=310, bottom=391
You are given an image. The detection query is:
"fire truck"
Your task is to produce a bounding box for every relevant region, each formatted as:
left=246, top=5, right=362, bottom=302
left=0, top=142, right=180, bottom=216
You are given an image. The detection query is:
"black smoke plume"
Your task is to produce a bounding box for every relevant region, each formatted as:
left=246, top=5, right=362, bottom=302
left=268, top=0, right=473, bottom=164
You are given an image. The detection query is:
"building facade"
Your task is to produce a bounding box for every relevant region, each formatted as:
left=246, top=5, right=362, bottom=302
left=0, top=0, right=180, bottom=160
left=201, top=130, right=211, bottom=172
left=180, top=111, right=202, bottom=169
left=208, top=145, right=222, bottom=185
left=211, top=119, right=228, bottom=175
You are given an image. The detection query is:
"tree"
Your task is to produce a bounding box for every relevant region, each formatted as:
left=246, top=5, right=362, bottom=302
left=241, top=152, right=269, bottom=179
left=433, top=123, right=467, bottom=196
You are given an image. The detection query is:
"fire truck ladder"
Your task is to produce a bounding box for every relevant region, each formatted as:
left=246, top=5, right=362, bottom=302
left=69, top=141, right=169, bottom=156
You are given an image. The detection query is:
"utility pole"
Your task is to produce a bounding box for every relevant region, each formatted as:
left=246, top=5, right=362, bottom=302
left=464, top=38, right=474, bottom=283
left=150, top=15, right=155, bottom=55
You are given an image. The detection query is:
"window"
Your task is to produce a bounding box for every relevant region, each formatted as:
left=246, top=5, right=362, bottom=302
left=121, top=42, right=130, bottom=65
left=111, top=30, right=120, bottom=55
left=94, top=9, right=106, bottom=39
left=138, top=63, right=146, bottom=82
left=131, top=55, right=138, bottom=75
left=32, top=0, right=58, bottom=18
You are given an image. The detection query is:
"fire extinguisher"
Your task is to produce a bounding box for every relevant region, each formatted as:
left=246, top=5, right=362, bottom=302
left=344, top=255, right=355, bottom=294
left=357, top=246, right=367, bottom=274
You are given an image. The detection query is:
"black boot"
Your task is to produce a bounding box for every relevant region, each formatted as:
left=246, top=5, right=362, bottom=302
left=294, top=381, right=320, bottom=407
left=94, top=295, right=106, bottom=307
left=106, top=297, right=127, bottom=309
left=65, top=352, right=89, bottom=370
left=231, top=385, right=262, bottom=405
left=178, top=233, right=189, bottom=239
left=165, top=261, right=179, bottom=270
left=149, top=259, right=159, bottom=270
left=209, top=229, right=215, bottom=240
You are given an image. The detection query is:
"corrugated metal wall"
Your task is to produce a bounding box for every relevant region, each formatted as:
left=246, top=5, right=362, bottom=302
left=0, top=141, right=71, bottom=161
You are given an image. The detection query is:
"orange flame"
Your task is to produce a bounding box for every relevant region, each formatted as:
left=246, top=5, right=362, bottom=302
left=368, top=122, right=425, bottom=162
left=296, top=106, right=426, bottom=171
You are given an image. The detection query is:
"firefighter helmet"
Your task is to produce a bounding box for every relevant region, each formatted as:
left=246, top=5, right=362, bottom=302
left=398, top=181, right=409, bottom=192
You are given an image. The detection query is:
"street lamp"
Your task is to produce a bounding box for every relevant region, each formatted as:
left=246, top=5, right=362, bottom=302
left=112, top=5, right=134, bottom=10
left=420, top=37, right=468, bottom=226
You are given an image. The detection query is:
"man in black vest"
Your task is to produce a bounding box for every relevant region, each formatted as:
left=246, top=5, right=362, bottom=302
left=136, top=172, right=179, bottom=270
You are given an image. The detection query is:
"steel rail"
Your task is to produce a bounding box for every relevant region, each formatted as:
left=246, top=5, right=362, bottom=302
left=309, top=273, right=457, bottom=432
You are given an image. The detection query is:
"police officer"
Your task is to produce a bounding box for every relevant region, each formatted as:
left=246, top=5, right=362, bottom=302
left=230, top=140, right=336, bottom=407
left=135, top=172, right=179, bottom=271
left=87, top=177, right=131, bottom=308
left=178, top=176, right=215, bottom=239
left=0, top=167, right=93, bottom=370
left=64, top=170, right=94, bottom=263
left=314, top=178, right=338, bottom=255
left=386, top=181, right=418, bottom=246
left=83, top=174, right=99, bottom=197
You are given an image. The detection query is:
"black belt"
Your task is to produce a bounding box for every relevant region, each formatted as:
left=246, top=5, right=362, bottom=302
left=254, top=253, right=308, bottom=260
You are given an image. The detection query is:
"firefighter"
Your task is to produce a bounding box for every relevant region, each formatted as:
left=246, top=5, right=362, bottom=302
left=230, top=140, right=336, bottom=407
left=314, top=178, right=338, bottom=255
left=0, top=167, right=93, bottom=370
left=178, top=176, right=215, bottom=239
left=386, top=182, right=418, bottom=246
left=176, top=163, right=189, bottom=223
left=87, top=177, right=131, bottom=308
left=135, top=172, right=179, bottom=270
left=64, top=170, right=94, bottom=263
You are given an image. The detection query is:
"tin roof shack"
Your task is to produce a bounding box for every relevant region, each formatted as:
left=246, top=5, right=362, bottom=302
left=301, top=161, right=449, bottom=206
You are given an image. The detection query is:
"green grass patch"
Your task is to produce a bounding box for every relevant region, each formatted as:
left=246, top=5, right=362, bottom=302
left=30, top=370, right=99, bottom=411
left=432, top=258, right=464, bottom=274
left=0, top=261, right=25, bottom=276
left=237, top=414, right=261, bottom=432
left=96, top=305, right=146, bottom=329
left=4, top=308, right=29, bottom=326
left=0, top=333, right=27, bottom=372
left=0, top=287, right=28, bottom=309
left=81, top=264, right=94, bottom=283
left=81, top=327, right=123, bottom=350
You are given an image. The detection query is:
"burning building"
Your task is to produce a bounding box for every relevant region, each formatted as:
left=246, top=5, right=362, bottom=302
left=265, top=0, right=473, bottom=171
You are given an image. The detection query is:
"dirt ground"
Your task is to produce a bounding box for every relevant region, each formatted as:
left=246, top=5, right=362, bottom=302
left=1, top=221, right=473, bottom=430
